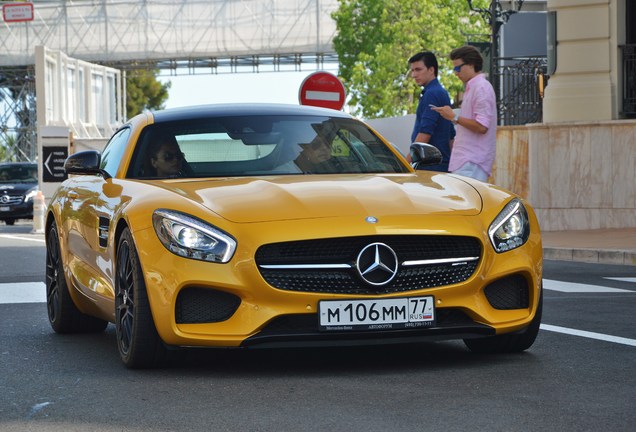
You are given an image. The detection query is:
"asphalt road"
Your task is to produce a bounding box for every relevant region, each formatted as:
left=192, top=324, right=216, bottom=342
left=1, top=221, right=635, bottom=432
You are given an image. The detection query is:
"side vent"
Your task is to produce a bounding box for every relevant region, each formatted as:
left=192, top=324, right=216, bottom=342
left=98, top=216, right=110, bottom=248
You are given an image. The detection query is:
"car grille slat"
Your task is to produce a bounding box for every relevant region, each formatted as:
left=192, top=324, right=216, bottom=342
left=256, top=235, right=482, bottom=295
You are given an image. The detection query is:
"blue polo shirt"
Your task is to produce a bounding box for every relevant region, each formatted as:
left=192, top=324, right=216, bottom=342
left=411, top=78, right=455, bottom=172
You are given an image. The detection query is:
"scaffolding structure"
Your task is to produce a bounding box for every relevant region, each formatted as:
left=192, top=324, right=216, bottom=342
left=0, top=67, right=37, bottom=161
left=0, top=0, right=339, bottom=161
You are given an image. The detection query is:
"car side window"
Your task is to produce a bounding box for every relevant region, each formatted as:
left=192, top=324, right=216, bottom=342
left=100, top=127, right=131, bottom=178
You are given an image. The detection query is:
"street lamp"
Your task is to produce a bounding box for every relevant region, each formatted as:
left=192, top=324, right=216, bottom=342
left=466, top=0, right=525, bottom=97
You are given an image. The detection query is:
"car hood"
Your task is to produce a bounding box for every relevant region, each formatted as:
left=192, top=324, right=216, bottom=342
left=155, top=173, right=483, bottom=223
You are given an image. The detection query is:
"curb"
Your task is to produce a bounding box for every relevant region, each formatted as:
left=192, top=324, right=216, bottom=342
left=543, top=247, right=636, bottom=266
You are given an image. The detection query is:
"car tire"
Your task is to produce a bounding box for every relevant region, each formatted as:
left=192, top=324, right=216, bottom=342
left=46, top=222, right=108, bottom=333
left=115, top=227, right=167, bottom=368
left=5, top=218, right=15, bottom=225
left=463, top=289, right=543, bottom=354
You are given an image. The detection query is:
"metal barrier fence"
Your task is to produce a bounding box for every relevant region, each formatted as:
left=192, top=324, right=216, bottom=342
left=492, top=56, right=547, bottom=126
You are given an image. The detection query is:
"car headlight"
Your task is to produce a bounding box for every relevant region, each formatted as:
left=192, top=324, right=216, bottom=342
left=24, top=187, right=38, bottom=203
left=488, top=198, right=530, bottom=253
left=152, top=209, right=236, bottom=263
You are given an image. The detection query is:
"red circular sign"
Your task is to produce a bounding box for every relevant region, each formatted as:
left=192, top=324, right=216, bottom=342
left=298, top=71, right=346, bottom=111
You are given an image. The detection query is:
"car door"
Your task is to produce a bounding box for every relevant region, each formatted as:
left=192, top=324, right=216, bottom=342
left=65, top=128, right=131, bottom=309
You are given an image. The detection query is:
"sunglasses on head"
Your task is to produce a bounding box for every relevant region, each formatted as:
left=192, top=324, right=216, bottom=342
left=160, top=151, right=184, bottom=162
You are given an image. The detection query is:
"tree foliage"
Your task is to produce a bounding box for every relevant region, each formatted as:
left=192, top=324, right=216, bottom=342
left=125, top=69, right=171, bottom=119
left=0, top=137, right=10, bottom=161
left=332, top=0, right=489, bottom=119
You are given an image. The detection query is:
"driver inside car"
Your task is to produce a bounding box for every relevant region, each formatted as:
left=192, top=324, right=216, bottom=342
left=144, top=134, right=186, bottom=178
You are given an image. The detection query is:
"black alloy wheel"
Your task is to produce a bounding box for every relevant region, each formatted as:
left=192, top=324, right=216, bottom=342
left=115, top=227, right=166, bottom=368
left=45, top=224, right=62, bottom=327
left=46, top=221, right=107, bottom=333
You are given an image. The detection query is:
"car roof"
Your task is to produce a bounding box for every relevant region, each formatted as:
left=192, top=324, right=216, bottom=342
left=151, top=103, right=353, bottom=123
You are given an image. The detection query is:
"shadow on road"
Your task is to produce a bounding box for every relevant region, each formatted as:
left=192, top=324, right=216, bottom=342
left=39, top=323, right=534, bottom=375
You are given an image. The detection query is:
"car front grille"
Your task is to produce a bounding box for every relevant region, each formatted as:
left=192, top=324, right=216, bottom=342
left=0, top=194, right=23, bottom=205
left=256, top=235, right=482, bottom=295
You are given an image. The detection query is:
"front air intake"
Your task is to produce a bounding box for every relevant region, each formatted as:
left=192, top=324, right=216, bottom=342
left=175, top=287, right=241, bottom=324
left=483, top=275, right=530, bottom=310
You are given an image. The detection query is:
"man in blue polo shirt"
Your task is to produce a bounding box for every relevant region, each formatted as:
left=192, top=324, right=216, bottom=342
left=408, top=51, right=455, bottom=172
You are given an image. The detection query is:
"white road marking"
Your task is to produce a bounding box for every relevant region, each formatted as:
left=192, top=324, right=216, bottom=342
left=0, top=234, right=45, bottom=243
left=0, top=282, right=46, bottom=304
left=541, top=324, right=636, bottom=347
left=543, top=279, right=633, bottom=293
left=604, top=277, right=636, bottom=284
left=28, top=402, right=52, bottom=419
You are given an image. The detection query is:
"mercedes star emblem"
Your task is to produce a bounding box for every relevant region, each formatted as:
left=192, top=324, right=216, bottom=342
left=356, top=242, right=398, bottom=286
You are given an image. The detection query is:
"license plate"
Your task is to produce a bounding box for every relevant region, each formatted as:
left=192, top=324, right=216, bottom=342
left=0, top=206, right=9, bottom=212
left=319, top=296, right=435, bottom=331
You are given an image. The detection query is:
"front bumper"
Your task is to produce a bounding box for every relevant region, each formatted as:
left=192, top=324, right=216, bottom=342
left=133, top=215, right=543, bottom=349
left=240, top=309, right=496, bottom=348
left=0, top=199, right=33, bottom=220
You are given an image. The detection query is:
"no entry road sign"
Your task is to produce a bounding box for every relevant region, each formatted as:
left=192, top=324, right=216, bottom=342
left=298, top=71, right=346, bottom=111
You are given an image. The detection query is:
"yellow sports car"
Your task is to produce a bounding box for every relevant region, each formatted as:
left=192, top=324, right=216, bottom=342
left=45, top=104, right=542, bottom=368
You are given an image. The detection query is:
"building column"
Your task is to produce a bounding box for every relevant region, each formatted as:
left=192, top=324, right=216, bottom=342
left=543, top=0, right=616, bottom=122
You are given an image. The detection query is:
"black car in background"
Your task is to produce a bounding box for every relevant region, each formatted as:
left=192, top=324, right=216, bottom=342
left=0, top=162, right=38, bottom=225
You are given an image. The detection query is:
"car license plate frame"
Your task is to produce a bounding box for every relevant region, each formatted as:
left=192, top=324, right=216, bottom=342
left=319, top=296, right=435, bottom=331
left=0, top=206, right=10, bottom=212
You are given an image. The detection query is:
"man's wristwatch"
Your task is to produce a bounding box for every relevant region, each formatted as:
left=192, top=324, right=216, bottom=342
left=453, top=113, right=460, bottom=123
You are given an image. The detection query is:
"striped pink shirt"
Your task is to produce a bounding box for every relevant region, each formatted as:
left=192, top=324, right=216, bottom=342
left=448, top=74, right=497, bottom=176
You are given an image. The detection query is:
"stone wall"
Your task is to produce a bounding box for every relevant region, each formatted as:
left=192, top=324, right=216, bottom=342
left=494, top=121, right=636, bottom=231
left=490, top=126, right=529, bottom=199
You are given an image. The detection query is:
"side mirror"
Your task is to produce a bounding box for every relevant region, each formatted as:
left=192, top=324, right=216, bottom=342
left=409, top=142, right=442, bottom=169
left=64, top=150, right=110, bottom=179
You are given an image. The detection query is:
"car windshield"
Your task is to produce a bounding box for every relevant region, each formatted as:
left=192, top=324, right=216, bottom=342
left=0, top=165, right=38, bottom=183
left=129, top=115, right=409, bottom=178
